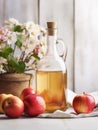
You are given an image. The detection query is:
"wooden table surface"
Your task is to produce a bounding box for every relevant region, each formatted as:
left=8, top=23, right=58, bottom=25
left=0, top=115, right=98, bottom=130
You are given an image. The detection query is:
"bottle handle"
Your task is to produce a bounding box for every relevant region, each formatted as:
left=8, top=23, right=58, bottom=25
left=56, top=38, right=67, bottom=62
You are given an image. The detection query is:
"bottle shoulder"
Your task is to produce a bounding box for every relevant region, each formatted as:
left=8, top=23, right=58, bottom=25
left=37, top=55, right=66, bottom=72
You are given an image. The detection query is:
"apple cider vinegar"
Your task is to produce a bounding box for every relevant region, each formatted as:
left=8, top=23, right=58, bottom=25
left=36, top=22, right=67, bottom=112
left=36, top=71, right=67, bottom=112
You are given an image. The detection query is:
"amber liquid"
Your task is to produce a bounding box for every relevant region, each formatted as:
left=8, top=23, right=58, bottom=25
left=36, top=71, right=67, bottom=112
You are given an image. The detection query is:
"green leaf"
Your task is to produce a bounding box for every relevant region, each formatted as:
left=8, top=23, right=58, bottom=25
left=18, top=61, right=25, bottom=73
left=13, top=25, right=24, bottom=32
left=7, top=58, right=18, bottom=72
left=3, top=46, right=13, bottom=52
left=31, top=53, right=40, bottom=60
left=0, top=46, right=14, bottom=58
left=15, top=35, right=22, bottom=48
left=8, top=58, right=25, bottom=73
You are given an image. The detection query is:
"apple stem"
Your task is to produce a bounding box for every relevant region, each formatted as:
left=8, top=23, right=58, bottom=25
left=83, top=92, right=86, bottom=94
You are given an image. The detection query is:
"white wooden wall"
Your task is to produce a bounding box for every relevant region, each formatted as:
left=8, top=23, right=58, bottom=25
left=75, top=0, right=98, bottom=93
left=0, top=0, right=98, bottom=93
left=0, top=0, right=38, bottom=24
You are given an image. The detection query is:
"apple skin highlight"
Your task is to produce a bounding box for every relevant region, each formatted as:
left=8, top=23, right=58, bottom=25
left=23, top=94, right=46, bottom=117
left=0, top=94, right=12, bottom=113
left=20, top=87, right=35, bottom=101
left=2, top=96, right=24, bottom=118
left=72, top=93, right=95, bottom=114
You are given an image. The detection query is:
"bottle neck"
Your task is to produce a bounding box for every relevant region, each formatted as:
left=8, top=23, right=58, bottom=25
left=47, top=29, right=58, bottom=56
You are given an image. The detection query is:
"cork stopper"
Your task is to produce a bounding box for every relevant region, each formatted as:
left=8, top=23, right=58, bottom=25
left=47, top=22, right=57, bottom=35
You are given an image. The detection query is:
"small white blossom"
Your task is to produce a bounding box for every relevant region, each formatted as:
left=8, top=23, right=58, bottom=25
left=5, top=18, right=20, bottom=31
left=0, top=57, right=7, bottom=64
left=5, top=18, right=19, bottom=25
left=25, top=22, right=40, bottom=36
left=7, top=31, right=17, bottom=45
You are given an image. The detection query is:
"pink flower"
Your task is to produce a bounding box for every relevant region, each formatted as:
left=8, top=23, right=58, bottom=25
left=0, top=27, right=7, bottom=42
left=33, top=45, right=39, bottom=54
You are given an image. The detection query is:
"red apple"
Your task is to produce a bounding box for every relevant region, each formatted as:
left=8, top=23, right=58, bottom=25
left=20, top=87, right=35, bottom=100
left=0, top=94, right=12, bottom=113
left=23, top=94, right=46, bottom=117
left=2, top=95, right=24, bottom=118
left=72, top=93, right=95, bottom=114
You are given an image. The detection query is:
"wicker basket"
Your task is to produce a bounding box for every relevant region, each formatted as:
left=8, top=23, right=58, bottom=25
left=0, top=73, right=33, bottom=97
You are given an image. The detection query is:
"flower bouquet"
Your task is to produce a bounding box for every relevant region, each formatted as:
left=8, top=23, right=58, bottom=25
left=0, top=18, right=46, bottom=73
left=0, top=18, right=47, bottom=96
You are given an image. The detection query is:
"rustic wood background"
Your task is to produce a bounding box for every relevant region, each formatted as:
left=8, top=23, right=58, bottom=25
left=0, top=0, right=98, bottom=93
left=75, top=0, right=98, bottom=93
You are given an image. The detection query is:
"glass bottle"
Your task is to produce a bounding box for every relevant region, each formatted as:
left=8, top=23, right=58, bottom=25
left=36, top=22, right=67, bottom=112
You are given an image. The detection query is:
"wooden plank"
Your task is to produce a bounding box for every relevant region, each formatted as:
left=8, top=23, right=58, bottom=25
left=39, top=0, right=74, bottom=90
left=75, top=0, right=98, bottom=93
left=4, top=0, right=38, bottom=23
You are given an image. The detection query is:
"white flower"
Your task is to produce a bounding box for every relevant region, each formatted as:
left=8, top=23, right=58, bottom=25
left=40, top=27, right=46, bottom=35
left=38, top=47, right=46, bottom=58
left=5, top=18, right=19, bottom=25
left=0, top=57, right=7, bottom=64
left=5, top=18, right=20, bottom=31
left=25, top=22, right=40, bottom=36
left=7, top=31, right=17, bottom=45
